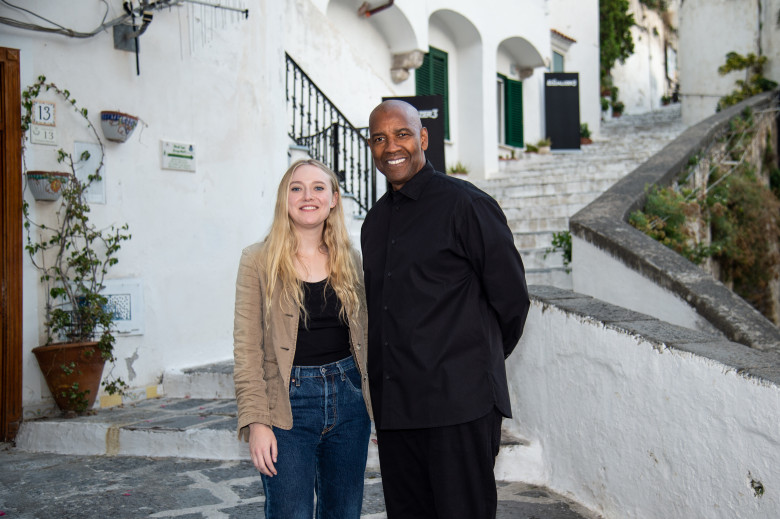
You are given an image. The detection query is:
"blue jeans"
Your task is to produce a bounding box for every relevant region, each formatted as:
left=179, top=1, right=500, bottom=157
left=261, top=355, right=370, bottom=519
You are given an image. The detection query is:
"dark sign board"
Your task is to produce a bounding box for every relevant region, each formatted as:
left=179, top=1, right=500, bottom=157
left=382, top=95, right=445, bottom=173
left=544, top=73, right=580, bottom=150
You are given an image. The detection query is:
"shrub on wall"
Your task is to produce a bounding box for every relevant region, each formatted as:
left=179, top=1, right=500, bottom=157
left=717, top=52, right=778, bottom=111
left=630, top=108, right=780, bottom=321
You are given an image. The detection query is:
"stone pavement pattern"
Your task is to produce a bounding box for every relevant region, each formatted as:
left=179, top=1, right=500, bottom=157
left=0, top=445, right=601, bottom=519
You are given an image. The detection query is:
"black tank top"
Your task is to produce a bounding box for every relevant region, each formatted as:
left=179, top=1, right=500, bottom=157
left=293, top=279, right=351, bottom=366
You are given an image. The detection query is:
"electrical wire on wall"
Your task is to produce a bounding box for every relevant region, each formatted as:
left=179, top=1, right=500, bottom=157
left=0, top=0, right=248, bottom=75
left=0, top=0, right=122, bottom=38
left=0, top=0, right=247, bottom=39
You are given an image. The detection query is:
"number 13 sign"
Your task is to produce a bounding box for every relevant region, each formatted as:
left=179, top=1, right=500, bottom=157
left=32, top=101, right=55, bottom=126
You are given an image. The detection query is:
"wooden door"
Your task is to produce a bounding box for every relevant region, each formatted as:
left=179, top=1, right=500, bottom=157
left=0, top=47, right=23, bottom=441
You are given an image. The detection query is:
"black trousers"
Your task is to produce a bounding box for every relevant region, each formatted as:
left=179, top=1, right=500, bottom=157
left=376, top=407, right=503, bottom=519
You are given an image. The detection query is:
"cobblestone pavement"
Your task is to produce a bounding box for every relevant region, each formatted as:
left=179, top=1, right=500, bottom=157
left=0, top=445, right=601, bottom=519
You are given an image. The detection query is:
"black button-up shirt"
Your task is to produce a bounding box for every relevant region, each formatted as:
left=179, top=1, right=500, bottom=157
left=361, top=161, right=530, bottom=430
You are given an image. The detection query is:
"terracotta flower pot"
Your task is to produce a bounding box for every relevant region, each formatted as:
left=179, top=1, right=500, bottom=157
left=26, top=171, right=71, bottom=201
left=100, top=110, right=139, bottom=143
left=32, top=341, right=106, bottom=412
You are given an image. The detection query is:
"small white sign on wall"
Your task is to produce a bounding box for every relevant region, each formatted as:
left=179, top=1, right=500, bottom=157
left=30, top=124, right=58, bottom=146
left=161, top=140, right=196, bottom=172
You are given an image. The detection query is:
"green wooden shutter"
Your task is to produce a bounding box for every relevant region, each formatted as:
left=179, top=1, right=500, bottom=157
left=416, top=46, right=450, bottom=140
left=415, top=53, right=430, bottom=94
left=504, top=78, right=523, bottom=147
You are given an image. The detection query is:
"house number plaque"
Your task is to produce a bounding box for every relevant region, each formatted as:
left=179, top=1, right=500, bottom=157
left=30, top=100, right=57, bottom=146
left=32, top=101, right=55, bottom=126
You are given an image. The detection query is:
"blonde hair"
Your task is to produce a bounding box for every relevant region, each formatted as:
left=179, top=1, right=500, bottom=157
left=260, top=159, right=362, bottom=325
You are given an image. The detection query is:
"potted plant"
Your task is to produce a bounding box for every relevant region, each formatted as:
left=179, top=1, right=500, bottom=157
left=25, top=170, right=71, bottom=201
left=446, top=161, right=469, bottom=177
left=580, top=123, right=592, bottom=145
left=611, top=101, right=625, bottom=117
left=536, top=138, right=552, bottom=154
left=100, top=110, right=139, bottom=143
left=22, top=76, right=131, bottom=413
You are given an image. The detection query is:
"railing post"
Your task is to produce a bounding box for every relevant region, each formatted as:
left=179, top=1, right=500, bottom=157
left=332, top=123, right=341, bottom=181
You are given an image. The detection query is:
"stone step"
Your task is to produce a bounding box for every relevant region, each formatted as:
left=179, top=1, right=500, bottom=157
left=514, top=231, right=557, bottom=250
left=496, top=191, right=604, bottom=210
left=503, top=203, right=586, bottom=221
left=491, top=167, right=629, bottom=186
left=508, top=215, right=569, bottom=233
left=495, top=155, right=639, bottom=176
left=520, top=247, right=566, bottom=269
left=15, top=362, right=546, bottom=484
left=497, top=178, right=621, bottom=199
left=524, top=267, right=573, bottom=289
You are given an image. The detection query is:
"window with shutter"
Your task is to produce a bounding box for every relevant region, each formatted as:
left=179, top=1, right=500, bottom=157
left=504, top=77, right=524, bottom=147
left=415, top=46, right=449, bottom=140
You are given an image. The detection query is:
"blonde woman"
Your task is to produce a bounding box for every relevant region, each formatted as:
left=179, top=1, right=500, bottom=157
left=233, top=159, right=371, bottom=519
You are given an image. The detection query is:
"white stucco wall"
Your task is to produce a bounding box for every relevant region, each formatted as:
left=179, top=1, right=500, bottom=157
left=506, top=300, right=780, bottom=518
left=679, top=0, right=767, bottom=125
left=2, top=0, right=288, bottom=413
left=287, top=0, right=406, bottom=127
left=548, top=0, right=601, bottom=136
left=571, top=236, right=721, bottom=335
left=762, top=0, right=780, bottom=82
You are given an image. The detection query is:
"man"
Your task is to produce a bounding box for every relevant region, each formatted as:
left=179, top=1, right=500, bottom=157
left=361, top=99, right=530, bottom=519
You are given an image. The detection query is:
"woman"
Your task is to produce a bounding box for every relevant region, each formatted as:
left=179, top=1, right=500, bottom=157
left=233, top=159, right=371, bottom=519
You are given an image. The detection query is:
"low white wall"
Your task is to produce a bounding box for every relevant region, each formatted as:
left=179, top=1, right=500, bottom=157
left=571, top=236, right=721, bottom=335
left=505, top=298, right=780, bottom=519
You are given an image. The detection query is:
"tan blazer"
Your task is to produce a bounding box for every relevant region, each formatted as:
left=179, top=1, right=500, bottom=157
left=233, top=241, right=371, bottom=441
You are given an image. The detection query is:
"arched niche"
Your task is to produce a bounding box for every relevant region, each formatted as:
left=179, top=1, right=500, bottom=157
left=325, top=0, right=424, bottom=83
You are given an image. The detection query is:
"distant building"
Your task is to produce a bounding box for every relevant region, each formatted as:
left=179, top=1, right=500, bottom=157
left=679, top=0, right=780, bottom=125
left=609, top=0, right=680, bottom=116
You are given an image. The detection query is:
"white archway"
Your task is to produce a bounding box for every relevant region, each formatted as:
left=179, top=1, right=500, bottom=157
left=428, top=9, right=483, bottom=176
left=326, top=0, right=424, bottom=83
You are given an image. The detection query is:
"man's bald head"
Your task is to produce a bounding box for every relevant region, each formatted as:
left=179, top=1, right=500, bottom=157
left=369, top=100, right=423, bottom=134
left=367, top=100, right=429, bottom=190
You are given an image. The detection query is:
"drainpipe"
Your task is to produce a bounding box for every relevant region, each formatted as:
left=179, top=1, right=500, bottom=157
left=358, top=1, right=394, bottom=18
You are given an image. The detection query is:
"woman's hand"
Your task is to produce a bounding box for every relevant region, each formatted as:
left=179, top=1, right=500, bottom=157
left=248, top=423, right=278, bottom=476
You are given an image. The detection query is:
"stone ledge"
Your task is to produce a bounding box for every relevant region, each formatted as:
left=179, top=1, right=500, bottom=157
left=530, top=285, right=780, bottom=386
left=569, top=91, right=780, bottom=351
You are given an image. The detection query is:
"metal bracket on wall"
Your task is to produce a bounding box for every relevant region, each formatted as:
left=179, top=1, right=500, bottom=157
left=113, top=24, right=138, bottom=53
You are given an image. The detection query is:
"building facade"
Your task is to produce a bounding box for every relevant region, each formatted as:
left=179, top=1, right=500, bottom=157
left=0, top=0, right=599, bottom=418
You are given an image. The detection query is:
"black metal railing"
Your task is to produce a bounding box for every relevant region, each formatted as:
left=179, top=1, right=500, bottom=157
left=286, top=53, right=376, bottom=214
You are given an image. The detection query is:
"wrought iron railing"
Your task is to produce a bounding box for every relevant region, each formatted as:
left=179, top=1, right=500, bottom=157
left=286, top=53, right=376, bottom=214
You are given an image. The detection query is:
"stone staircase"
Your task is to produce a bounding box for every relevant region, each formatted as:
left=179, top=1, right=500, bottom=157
left=476, top=105, right=688, bottom=288
left=16, top=361, right=545, bottom=484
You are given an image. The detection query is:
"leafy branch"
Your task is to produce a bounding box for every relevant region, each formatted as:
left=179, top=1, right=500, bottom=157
left=22, top=75, right=131, bottom=404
